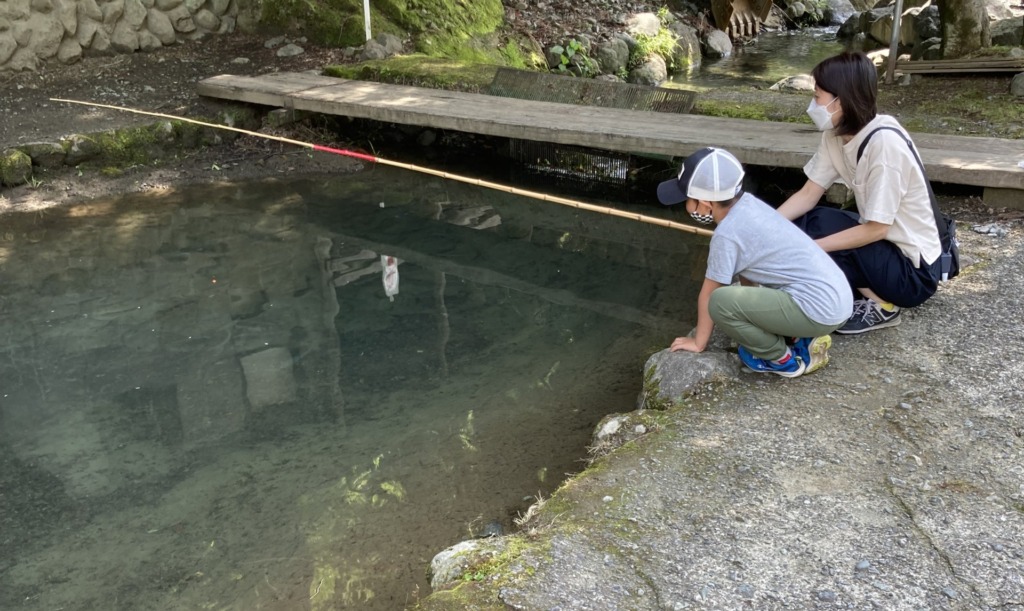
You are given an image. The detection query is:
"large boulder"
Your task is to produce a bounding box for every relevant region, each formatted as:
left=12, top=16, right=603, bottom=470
left=837, top=11, right=862, bottom=39
left=625, top=12, right=661, bottom=38
left=990, top=17, right=1024, bottom=47
left=63, top=133, right=103, bottom=166
left=594, top=37, right=629, bottom=76
left=1012, top=73, right=1024, bottom=98
left=638, top=347, right=738, bottom=410
left=824, top=0, right=857, bottom=25
left=704, top=28, right=732, bottom=58
left=627, top=54, right=667, bottom=86
left=668, top=21, right=701, bottom=74
left=19, top=141, right=65, bottom=168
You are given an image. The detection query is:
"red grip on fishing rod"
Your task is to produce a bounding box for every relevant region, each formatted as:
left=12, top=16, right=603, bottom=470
left=313, top=144, right=378, bottom=162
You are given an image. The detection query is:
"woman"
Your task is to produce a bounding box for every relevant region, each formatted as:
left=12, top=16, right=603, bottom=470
left=777, top=51, right=942, bottom=335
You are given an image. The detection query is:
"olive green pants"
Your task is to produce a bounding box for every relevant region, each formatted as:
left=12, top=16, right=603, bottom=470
left=709, top=285, right=840, bottom=360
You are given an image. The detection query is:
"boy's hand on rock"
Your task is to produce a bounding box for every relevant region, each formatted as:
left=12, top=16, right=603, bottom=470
left=670, top=337, right=703, bottom=353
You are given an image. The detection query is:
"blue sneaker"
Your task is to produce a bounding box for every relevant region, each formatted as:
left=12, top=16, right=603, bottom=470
left=737, top=346, right=805, bottom=378
left=790, top=336, right=832, bottom=375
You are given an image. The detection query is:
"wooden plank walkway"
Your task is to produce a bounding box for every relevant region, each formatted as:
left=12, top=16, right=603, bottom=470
left=197, top=72, right=1024, bottom=193
left=896, top=57, right=1024, bottom=74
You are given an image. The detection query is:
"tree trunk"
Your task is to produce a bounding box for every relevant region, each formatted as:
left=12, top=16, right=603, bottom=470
left=939, top=0, right=992, bottom=58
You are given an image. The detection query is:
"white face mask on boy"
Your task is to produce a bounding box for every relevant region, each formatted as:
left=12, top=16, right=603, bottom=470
left=806, top=96, right=839, bottom=131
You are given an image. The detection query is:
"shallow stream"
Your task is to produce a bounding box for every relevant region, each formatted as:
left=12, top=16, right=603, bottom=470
left=676, top=27, right=846, bottom=88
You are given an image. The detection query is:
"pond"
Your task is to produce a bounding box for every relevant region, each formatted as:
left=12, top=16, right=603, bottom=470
left=0, top=166, right=704, bottom=610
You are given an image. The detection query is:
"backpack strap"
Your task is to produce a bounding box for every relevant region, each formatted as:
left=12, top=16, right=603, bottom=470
left=855, top=126, right=947, bottom=247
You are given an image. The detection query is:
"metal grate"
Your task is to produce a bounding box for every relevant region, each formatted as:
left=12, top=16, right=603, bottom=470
left=487, top=67, right=697, bottom=114
left=488, top=68, right=696, bottom=185
left=509, top=139, right=631, bottom=186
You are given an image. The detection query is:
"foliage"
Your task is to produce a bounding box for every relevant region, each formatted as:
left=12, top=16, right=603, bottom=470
left=550, top=39, right=597, bottom=77
left=498, top=41, right=528, bottom=69
left=629, top=23, right=678, bottom=70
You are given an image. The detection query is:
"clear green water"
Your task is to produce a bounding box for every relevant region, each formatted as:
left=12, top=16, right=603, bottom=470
left=0, top=167, right=703, bottom=610
left=675, top=27, right=846, bottom=88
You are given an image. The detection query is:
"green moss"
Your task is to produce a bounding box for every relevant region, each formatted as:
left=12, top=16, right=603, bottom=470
left=0, top=148, right=32, bottom=186
left=498, top=38, right=545, bottom=70
left=325, top=54, right=500, bottom=91
left=639, top=363, right=674, bottom=411
left=259, top=0, right=503, bottom=54
left=259, top=0, right=402, bottom=47
left=92, top=125, right=160, bottom=166
left=693, top=98, right=804, bottom=123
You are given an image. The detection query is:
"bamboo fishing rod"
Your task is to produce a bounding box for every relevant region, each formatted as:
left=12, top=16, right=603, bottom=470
left=51, top=97, right=714, bottom=238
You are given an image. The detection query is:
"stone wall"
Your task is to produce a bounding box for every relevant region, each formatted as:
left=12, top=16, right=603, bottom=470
left=0, top=0, right=246, bottom=72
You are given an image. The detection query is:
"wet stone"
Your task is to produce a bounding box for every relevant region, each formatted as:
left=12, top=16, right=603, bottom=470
left=817, top=590, right=838, bottom=602
left=942, top=587, right=959, bottom=599
left=855, top=560, right=871, bottom=571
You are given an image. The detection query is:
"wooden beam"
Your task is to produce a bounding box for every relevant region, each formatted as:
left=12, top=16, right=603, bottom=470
left=896, top=58, right=1024, bottom=73
left=197, top=73, right=1024, bottom=191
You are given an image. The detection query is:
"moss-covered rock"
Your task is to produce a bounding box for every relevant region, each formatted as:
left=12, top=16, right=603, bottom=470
left=19, top=142, right=66, bottom=169
left=63, top=134, right=104, bottom=166
left=0, top=148, right=33, bottom=186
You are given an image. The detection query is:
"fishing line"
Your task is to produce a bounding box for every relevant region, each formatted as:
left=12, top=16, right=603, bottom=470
left=51, top=97, right=713, bottom=238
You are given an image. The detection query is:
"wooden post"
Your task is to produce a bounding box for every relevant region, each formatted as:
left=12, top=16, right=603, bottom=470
left=363, top=0, right=371, bottom=41
left=886, top=0, right=904, bottom=84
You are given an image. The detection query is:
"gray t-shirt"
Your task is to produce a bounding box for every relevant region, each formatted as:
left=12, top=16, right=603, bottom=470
left=706, top=193, right=853, bottom=326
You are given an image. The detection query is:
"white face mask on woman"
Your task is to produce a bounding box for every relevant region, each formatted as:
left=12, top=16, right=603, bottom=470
left=806, top=96, right=839, bottom=131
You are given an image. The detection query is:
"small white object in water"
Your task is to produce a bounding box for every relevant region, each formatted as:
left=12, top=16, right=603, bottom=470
left=379, top=202, right=385, bottom=208
left=1018, top=160, right=1024, bottom=169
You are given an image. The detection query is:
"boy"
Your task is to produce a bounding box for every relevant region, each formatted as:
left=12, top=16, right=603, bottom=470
left=658, top=147, right=852, bottom=377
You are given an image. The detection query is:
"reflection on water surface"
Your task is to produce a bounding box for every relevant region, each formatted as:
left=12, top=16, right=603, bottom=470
left=0, top=167, right=703, bottom=610
left=675, top=27, right=846, bottom=88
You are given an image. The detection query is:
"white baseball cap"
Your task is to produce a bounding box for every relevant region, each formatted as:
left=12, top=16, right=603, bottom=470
left=657, top=147, right=745, bottom=204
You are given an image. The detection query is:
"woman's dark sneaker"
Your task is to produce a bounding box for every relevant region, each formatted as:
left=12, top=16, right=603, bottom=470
left=837, top=299, right=901, bottom=335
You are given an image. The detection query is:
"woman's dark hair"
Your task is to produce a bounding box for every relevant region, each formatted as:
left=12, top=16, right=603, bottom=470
left=810, top=52, right=878, bottom=137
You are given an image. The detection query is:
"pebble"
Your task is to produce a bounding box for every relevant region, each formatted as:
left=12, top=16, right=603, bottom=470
left=602, top=495, right=614, bottom=502
left=942, top=587, right=958, bottom=599
left=817, top=590, right=837, bottom=602
left=737, top=584, right=754, bottom=598
left=855, top=560, right=871, bottom=571
left=898, top=402, right=912, bottom=410
left=991, top=542, right=1005, bottom=552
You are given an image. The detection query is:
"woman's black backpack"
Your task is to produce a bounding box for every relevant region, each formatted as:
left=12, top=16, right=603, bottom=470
left=857, top=127, right=960, bottom=281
